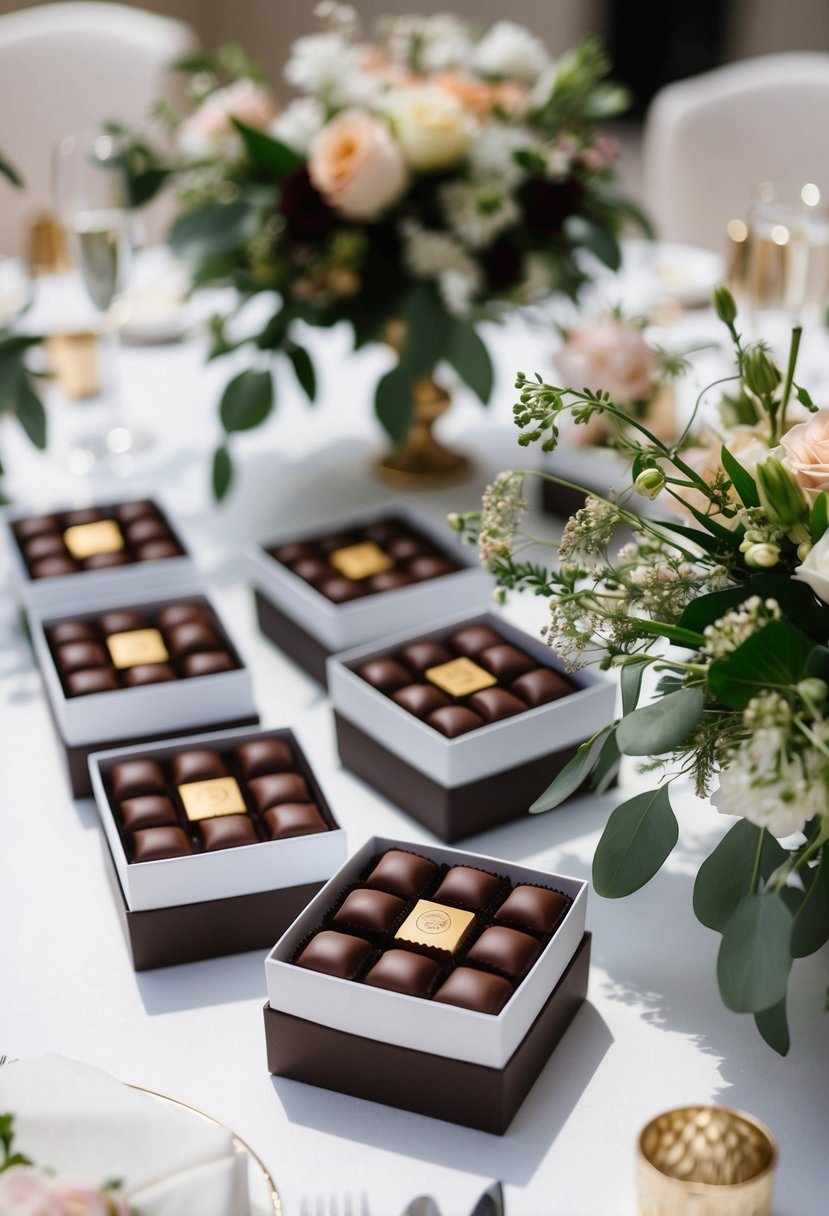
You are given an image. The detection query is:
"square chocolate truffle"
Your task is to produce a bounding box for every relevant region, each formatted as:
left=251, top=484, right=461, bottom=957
left=364, top=949, right=443, bottom=996
left=466, top=926, right=540, bottom=978
left=333, top=889, right=407, bottom=934
left=265, top=803, right=328, bottom=840
left=433, top=865, right=504, bottom=911
left=495, top=885, right=570, bottom=934
left=364, top=849, right=438, bottom=898
left=433, top=968, right=513, bottom=1015
left=295, top=931, right=372, bottom=979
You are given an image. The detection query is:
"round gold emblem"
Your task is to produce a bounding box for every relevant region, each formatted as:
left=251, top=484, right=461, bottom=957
left=416, top=909, right=452, bottom=934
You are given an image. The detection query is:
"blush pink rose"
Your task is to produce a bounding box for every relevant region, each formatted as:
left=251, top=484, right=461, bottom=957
left=0, top=1166, right=64, bottom=1216
left=53, top=1181, right=128, bottom=1216
left=778, top=409, right=829, bottom=502
left=309, top=110, right=407, bottom=220
left=668, top=425, right=770, bottom=523
left=555, top=319, right=657, bottom=407
left=178, top=79, right=278, bottom=160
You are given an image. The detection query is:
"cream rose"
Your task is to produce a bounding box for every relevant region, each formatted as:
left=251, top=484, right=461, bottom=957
left=385, top=85, right=474, bottom=171
left=555, top=319, right=657, bottom=407
left=178, top=79, right=278, bottom=161
left=309, top=110, right=407, bottom=220
left=777, top=409, right=829, bottom=503
left=793, top=527, right=829, bottom=604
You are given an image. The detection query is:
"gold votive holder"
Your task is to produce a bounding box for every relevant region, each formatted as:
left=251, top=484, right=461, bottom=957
left=28, top=212, right=71, bottom=276
left=637, top=1105, right=776, bottom=1216
left=46, top=332, right=101, bottom=399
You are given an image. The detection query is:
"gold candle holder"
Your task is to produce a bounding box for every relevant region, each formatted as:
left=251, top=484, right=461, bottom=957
left=637, top=1105, right=776, bottom=1216
left=46, top=332, right=101, bottom=399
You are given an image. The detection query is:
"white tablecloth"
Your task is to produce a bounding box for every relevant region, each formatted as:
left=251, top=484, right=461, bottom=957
left=1, top=279, right=827, bottom=1216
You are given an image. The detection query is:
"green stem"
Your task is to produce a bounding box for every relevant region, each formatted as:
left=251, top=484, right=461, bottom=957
left=674, top=374, right=743, bottom=450
left=779, top=325, right=802, bottom=436
left=749, top=826, right=766, bottom=894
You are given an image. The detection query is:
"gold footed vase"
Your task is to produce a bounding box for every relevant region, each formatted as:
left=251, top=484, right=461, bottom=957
left=374, top=375, right=473, bottom=489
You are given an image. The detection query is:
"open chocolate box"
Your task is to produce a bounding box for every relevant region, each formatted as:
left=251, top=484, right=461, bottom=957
left=3, top=497, right=195, bottom=611
left=264, top=836, right=589, bottom=1133
left=31, top=591, right=258, bottom=797
left=246, top=503, right=491, bottom=685
left=89, top=726, right=346, bottom=969
left=327, top=613, right=615, bottom=841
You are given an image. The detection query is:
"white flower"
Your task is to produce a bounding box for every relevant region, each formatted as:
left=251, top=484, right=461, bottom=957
left=385, top=85, right=474, bottom=170
left=712, top=728, right=826, bottom=838
left=285, top=32, right=376, bottom=106
left=438, top=267, right=479, bottom=317
left=418, top=15, right=475, bottom=71
left=269, top=97, right=325, bottom=154
left=440, top=180, right=519, bottom=249
left=177, top=79, right=278, bottom=162
left=473, top=21, right=550, bottom=84
left=400, top=219, right=479, bottom=280
left=467, top=124, right=533, bottom=187
left=793, top=527, right=829, bottom=605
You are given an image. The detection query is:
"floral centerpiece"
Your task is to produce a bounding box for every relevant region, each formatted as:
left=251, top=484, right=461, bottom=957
left=0, top=1113, right=129, bottom=1214
left=453, top=288, right=828, bottom=1052
left=118, top=4, right=644, bottom=496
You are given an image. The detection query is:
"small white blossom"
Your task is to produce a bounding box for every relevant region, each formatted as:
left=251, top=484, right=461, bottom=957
left=269, top=98, right=325, bottom=154
left=478, top=472, right=528, bottom=564
left=419, top=15, right=475, bottom=71
left=440, top=180, right=519, bottom=249
left=702, top=597, right=782, bottom=659
left=473, top=21, right=550, bottom=84
left=285, top=33, right=376, bottom=106
left=437, top=267, right=479, bottom=317
left=712, top=727, right=827, bottom=838
left=400, top=219, right=481, bottom=289
left=467, top=125, right=534, bottom=187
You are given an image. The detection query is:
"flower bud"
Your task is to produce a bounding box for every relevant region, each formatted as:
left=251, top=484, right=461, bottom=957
left=633, top=467, right=666, bottom=500
left=756, top=456, right=807, bottom=528
left=447, top=513, right=463, bottom=532
left=798, top=540, right=812, bottom=561
left=713, top=284, right=737, bottom=326
left=744, top=541, right=781, bottom=568
left=797, top=677, right=828, bottom=704
left=743, top=347, right=782, bottom=398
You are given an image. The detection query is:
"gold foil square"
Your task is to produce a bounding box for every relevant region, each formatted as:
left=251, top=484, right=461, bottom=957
left=425, top=657, right=497, bottom=697
left=178, top=776, right=247, bottom=821
left=329, top=541, right=394, bottom=581
left=64, top=519, right=124, bottom=559
left=106, top=628, right=169, bottom=669
left=395, top=899, right=476, bottom=954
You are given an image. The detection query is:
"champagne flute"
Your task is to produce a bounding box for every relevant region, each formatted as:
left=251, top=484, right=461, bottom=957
left=53, top=131, right=151, bottom=472
left=745, top=180, right=829, bottom=350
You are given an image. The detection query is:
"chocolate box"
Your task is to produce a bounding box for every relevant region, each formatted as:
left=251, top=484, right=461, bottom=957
left=246, top=504, right=491, bottom=686
left=3, top=498, right=195, bottom=611
left=264, top=836, right=590, bottom=1133
left=32, top=591, right=258, bottom=797
left=327, top=613, right=615, bottom=841
left=89, top=726, right=347, bottom=969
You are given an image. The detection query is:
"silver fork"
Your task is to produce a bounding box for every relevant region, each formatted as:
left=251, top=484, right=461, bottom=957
left=299, top=1194, right=370, bottom=1216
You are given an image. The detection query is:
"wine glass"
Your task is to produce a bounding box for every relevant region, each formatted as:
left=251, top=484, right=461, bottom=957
left=53, top=130, right=151, bottom=473
left=744, top=180, right=829, bottom=349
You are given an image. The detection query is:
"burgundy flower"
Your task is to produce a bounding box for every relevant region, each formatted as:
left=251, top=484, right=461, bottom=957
left=518, top=176, right=583, bottom=237
left=481, top=236, right=523, bottom=293
left=279, top=167, right=337, bottom=239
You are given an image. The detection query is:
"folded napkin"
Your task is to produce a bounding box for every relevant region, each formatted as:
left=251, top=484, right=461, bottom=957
left=0, top=1055, right=250, bottom=1216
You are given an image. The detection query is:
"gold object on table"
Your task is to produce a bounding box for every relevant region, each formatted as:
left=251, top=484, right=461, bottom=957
left=178, top=777, right=247, bottom=821
left=374, top=373, right=473, bottom=488
left=329, top=540, right=393, bottom=580
left=396, top=899, right=476, bottom=953
left=28, top=212, right=70, bottom=275
left=46, top=331, right=101, bottom=399
left=637, top=1105, right=776, bottom=1216
left=63, top=520, right=124, bottom=559
left=106, top=628, right=169, bottom=670
left=425, top=657, right=497, bottom=697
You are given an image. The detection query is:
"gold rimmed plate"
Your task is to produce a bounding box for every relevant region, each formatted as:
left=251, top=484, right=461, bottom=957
left=130, top=1085, right=282, bottom=1216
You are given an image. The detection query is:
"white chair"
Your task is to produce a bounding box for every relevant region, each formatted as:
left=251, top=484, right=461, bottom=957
left=642, top=53, right=829, bottom=252
left=0, top=2, right=197, bottom=256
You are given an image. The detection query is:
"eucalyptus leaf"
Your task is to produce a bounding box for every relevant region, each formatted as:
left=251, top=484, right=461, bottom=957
left=563, top=215, right=621, bottom=270
left=445, top=319, right=493, bottom=404
left=211, top=445, right=232, bottom=501
left=590, top=728, right=621, bottom=793
left=231, top=119, right=302, bottom=176
left=219, top=368, right=274, bottom=433
left=530, top=729, right=610, bottom=813
left=592, top=785, right=678, bottom=897
left=14, top=376, right=47, bottom=450
left=708, top=620, right=814, bottom=709
left=616, top=686, right=704, bottom=756
left=286, top=344, right=316, bottom=402
left=400, top=284, right=447, bottom=378
left=755, top=997, right=790, bottom=1056
left=0, top=150, right=22, bottom=187
left=792, top=847, right=829, bottom=958
left=375, top=360, right=415, bottom=446
left=693, top=821, right=786, bottom=932
left=717, top=892, right=793, bottom=1012
left=620, top=657, right=650, bottom=716
left=170, top=200, right=257, bottom=261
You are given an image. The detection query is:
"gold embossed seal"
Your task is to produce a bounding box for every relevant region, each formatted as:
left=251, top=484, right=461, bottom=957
left=329, top=541, right=393, bottom=581
left=106, top=628, right=169, bottom=669
left=395, top=899, right=475, bottom=953
left=178, top=776, right=247, bottom=821
left=425, top=657, right=497, bottom=697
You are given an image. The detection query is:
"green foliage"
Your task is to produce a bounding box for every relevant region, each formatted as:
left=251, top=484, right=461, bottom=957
left=212, top=445, right=232, bottom=501
left=720, top=445, right=760, bottom=508
left=231, top=119, right=302, bottom=176
left=170, top=200, right=257, bottom=261
left=219, top=368, right=274, bottom=433
left=592, top=785, right=678, bottom=897
left=792, top=847, right=829, bottom=958
left=620, top=658, right=649, bottom=716
left=445, top=317, right=494, bottom=404
left=563, top=215, right=621, bottom=271
left=616, top=687, right=704, bottom=757
left=693, top=821, right=786, bottom=932
left=0, top=151, right=22, bottom=187
left=755, top=997, right=790, bottom=1056
left=717, top=892, right=793, bottom=1013
left=708, top=620, right=814, bottom=709
left=0, top=332, right=48, bottom=472
left=286, top=345, right=316, bottom=402
left=530, top=728, right=612, bottom=813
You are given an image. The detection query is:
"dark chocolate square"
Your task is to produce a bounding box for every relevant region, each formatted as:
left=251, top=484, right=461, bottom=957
left=364, top=849, right=438, bottom=897
left=495, top=885, right=570, bottom=934
left=433, top=967, right=513, bottom=1014
left=265, top=803, right=328, bottom=840
left=200, top=814, right=259, bottom=851
left=333, top=888, right=407, bottom=934
left=466, top=926, right=540, bottom=978
left=364, top=949, right=442, bottom=996
left=295, top=930, right=372, bottom=978
left=433, top=866, right=503, bottom=910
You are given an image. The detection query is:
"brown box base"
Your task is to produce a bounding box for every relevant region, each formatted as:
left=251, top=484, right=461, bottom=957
left=101, top=835, right=324, bottom=971
left=255, top=589, right=330, bottom=686
left=334, top=711, right=580, bottom=842
left=265, top=931, right=590, bottom=1134
left=46, top=699, right=260, bottom=798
